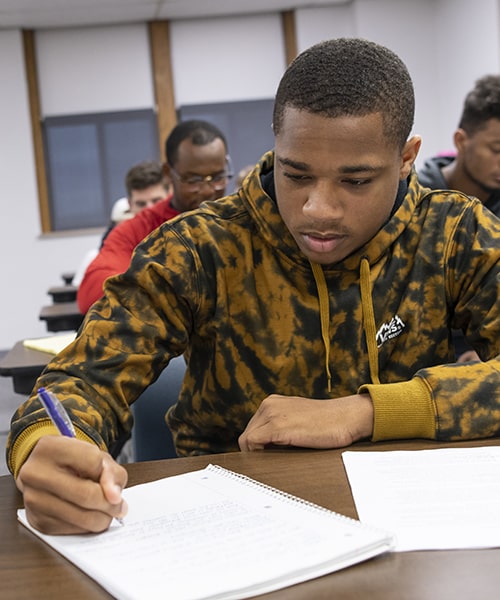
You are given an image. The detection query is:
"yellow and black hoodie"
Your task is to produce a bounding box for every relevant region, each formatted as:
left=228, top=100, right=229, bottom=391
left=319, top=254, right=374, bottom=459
left=7, top=151, right=500, bottom=475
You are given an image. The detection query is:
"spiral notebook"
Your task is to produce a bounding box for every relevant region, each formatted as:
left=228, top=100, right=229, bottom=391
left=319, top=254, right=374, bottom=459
left=18, top=464, right=393, bottom=600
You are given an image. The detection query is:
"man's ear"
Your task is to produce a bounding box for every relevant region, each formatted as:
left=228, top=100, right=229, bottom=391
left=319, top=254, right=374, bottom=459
left=453, top=128, right=468, bottom=153
left=399, top=135, right=422, bottom=179
left=162, top=162, right=171, bottom=178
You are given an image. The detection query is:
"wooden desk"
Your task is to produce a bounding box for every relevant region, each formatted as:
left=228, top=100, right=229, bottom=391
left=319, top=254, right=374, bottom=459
left=0, top=341, right=51, bottom=394
left=39, top=301, right=84, bottom=332
left=47, top=285, right=78, bottom=303
left=3, top=438, right=500, bottom=599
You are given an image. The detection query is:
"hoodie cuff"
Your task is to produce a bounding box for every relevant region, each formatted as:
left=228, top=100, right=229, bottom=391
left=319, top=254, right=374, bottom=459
left=8, top=420, right=99, bottom=479
left=359, top=378, right=437, bottom=441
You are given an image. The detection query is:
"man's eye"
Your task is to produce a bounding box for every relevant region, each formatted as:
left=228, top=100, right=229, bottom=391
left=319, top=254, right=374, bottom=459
left=344, top=178, right=372, bottom=186
left=186, top=177, right=203, bottom=185
left=283, top=172, right=310, bottom=182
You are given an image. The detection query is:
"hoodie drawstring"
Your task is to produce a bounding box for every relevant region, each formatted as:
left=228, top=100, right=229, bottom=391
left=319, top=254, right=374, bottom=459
left=360, top=257, right=380, bottom=385
left=310, top=262, right=332, bottom=392
left=310, top=258, right=380, bottom=394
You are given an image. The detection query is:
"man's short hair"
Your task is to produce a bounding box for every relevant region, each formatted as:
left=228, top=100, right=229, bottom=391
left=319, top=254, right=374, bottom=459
left=125, top=161, right=164, bottom=197
left=273, top=38, right=415, bottom=149
left=165, top=119, right=228, bottom=167
left=459, top=75, right=500, bottom=134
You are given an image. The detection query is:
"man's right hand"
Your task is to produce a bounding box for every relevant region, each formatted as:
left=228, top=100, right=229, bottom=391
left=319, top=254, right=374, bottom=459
left=16, top=436, right=128, bottom=535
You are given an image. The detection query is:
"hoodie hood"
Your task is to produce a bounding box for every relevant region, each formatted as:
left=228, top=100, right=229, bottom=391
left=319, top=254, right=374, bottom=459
left=240, top=150, right=424, bottom=273
left=238, top=150, right=424, bottom=391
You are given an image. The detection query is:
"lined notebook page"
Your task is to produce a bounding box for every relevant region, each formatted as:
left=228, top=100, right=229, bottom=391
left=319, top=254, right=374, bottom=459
left=18, top=464, right=393, bottom=600
left=23, top=332, right=76, bottom=355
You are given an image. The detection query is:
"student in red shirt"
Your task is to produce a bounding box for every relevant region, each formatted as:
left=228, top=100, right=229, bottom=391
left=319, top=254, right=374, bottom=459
left=77, top=119, right=231, bottom=313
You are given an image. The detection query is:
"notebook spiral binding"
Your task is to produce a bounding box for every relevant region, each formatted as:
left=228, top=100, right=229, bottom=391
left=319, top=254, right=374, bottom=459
left=206, top=463, right=366, bottom=527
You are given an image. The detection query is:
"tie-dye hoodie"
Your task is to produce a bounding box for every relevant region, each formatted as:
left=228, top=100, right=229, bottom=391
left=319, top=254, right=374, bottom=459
left=7, top=151, right=500, bottom=475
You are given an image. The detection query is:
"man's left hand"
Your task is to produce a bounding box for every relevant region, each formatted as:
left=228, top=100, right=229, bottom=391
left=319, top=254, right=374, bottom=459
left=238, top=393, right=373, bottom=451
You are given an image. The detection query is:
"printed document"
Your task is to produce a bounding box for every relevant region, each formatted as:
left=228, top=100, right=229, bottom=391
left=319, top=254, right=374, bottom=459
left=342, top=446, right=500, bottom=551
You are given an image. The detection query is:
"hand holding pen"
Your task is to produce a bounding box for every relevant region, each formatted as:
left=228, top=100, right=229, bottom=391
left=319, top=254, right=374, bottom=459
left=14, top=388, right=128, bottom=535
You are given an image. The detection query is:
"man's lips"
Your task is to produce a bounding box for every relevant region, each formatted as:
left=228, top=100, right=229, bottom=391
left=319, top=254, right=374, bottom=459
left=301, top=232, right=347, bottom=254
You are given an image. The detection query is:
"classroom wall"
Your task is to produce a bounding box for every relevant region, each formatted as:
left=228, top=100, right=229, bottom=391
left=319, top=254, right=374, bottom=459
left=36, top=24, right=155, bottom=115
left=0, top=0, right=499, bottom=349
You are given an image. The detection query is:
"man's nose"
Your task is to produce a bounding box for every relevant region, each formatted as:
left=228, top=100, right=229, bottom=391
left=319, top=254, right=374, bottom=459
left=303, top=182, right=344, bottom=220
left=198, top=180, right=220, bottom=200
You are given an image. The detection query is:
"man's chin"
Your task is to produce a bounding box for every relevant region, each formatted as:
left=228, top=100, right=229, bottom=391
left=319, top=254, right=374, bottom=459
left=300, top=247, right=345, bottom=266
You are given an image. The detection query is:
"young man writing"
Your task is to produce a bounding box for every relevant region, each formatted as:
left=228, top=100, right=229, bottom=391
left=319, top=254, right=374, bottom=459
left=8, top=38, right=499, bottom=535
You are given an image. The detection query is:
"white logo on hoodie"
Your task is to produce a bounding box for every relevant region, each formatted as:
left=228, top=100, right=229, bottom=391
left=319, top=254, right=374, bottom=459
left=376, top=315, right=406, bottom=348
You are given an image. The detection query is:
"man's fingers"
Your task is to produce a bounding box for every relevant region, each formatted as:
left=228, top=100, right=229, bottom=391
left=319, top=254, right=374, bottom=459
left=239, top=431, right=266, bottom=452
left=23, top=485, right=119, bottom=534
left=100, top=456, right=128, bottom=517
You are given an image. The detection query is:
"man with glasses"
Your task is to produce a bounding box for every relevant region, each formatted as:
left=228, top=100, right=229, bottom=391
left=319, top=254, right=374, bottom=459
left=77, top=119, right=231, bottom=314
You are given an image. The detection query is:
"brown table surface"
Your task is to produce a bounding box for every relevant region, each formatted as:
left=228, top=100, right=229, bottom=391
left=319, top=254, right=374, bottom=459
left=3, top=438, right=500, bottom=599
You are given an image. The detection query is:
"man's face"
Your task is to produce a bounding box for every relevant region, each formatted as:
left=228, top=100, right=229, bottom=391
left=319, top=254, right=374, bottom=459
left=167, top=137, right=228, bottom=213
left=274, top=108, right=419, bottom=265
left=128, top=183, right=168, bottom=215
left=457, top=118, right=500, bottom=194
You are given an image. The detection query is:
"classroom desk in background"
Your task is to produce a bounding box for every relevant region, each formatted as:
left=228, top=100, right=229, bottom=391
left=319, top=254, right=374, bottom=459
left=0, top=341, right=51, bottom=394
left=3, top=438, right=500, bottom=600
left=60, top=271, right=76, bottom=286
left=39, top=301, right=84, bottom=332
left=47, top=284, right=78, bottom=303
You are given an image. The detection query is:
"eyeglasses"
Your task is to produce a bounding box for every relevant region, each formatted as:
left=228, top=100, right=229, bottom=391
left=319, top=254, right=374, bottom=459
left=169, top=157, right=234, bottom=191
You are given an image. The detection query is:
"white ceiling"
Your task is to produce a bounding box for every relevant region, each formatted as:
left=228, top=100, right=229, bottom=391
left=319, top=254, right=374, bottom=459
left=0, top=0, right=348, bottom=30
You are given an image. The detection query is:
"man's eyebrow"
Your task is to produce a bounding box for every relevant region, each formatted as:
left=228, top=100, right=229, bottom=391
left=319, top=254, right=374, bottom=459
left=184, top=167, right=226, bottom=176
left=340, top=164, right=381, bottom=174
left=278, top=156, right=382, bottom=174
left=277, top=157, right=310, bottom=171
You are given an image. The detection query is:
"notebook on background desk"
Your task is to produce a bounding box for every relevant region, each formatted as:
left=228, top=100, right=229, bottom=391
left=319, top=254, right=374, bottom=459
left=23, top=332, right=76, bottom=355
left=18, top=464, right=393, bottom=600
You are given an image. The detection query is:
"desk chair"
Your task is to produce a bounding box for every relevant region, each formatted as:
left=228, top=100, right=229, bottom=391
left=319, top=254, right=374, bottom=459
left=131, top=356, right=186, bottom=461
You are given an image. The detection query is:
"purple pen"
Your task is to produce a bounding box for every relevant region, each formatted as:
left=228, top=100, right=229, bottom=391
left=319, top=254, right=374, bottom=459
left=37, top=387, right=76, bottom=437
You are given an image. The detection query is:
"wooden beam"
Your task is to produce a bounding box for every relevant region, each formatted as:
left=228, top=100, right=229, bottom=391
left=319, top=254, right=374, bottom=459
left=148, top=20, right=177, bottom=163
left=281, top=10, right=298, bottom=66
left=23, top=29, right=51, bottom=233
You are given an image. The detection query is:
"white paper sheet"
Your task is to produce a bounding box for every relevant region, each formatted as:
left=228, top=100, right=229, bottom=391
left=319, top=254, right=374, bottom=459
left=342, top=446, right=500, bottom=551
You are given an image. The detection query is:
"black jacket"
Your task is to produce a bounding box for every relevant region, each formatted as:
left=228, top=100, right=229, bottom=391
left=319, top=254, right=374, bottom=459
left=418, top=155, right=500, bottom=217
